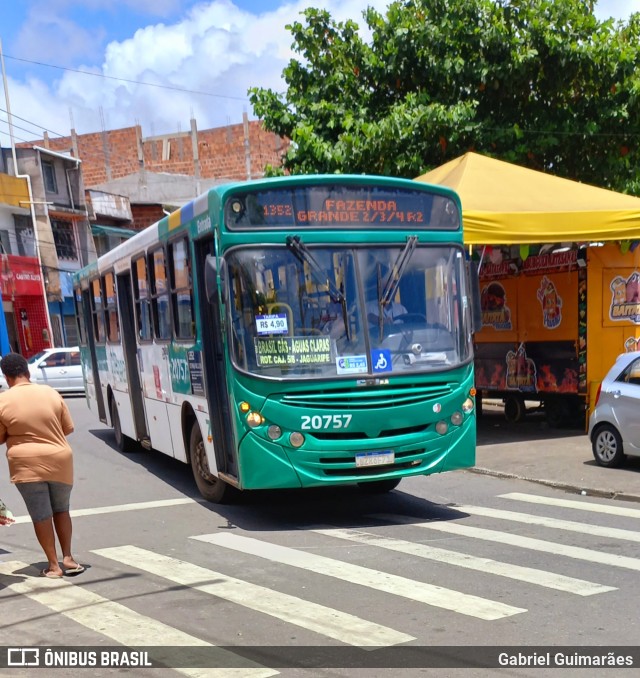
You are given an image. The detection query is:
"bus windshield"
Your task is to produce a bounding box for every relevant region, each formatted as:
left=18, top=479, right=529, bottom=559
left=226, top=244, right=472, bottom=379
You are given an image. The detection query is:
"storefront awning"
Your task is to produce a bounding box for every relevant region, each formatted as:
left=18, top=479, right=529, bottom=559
left=91, top=224, right=138, bottom=238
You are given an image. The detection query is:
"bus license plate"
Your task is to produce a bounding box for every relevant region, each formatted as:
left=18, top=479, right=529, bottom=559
left=355, top=451, right=395, bottom=467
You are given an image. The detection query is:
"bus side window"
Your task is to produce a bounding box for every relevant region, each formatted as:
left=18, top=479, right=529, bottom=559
left=170, top=238, right=195, bottom=340
left=90, top=277, right=106, bottom=344
left=133, top=256, right=153, bottom=341
left=104, top=271, right=120, bottom=342
left=150, top=248, right=172, bottom=340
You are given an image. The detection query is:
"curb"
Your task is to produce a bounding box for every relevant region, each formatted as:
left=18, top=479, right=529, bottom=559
left=468, top=466, right=640, bottom=504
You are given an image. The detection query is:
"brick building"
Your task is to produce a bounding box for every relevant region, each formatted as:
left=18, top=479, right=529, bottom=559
left=20, top=115, right=287, bottom=189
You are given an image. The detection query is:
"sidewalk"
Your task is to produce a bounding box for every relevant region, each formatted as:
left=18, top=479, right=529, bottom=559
left=472, top=405, right=640, bottom=502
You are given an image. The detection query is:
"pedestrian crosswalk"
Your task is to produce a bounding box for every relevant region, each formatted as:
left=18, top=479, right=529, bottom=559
left=191, top=532, right=526, bottom=620
left=1, top=489, right=639, bottom=674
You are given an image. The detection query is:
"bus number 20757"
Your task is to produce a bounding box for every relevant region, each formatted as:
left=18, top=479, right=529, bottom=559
left=301, top=414, right=352, bottom=430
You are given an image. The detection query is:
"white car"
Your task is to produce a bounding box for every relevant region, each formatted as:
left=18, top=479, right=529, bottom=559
left=588, top=350, right=640, bottom=467
left=0, top=347, right=85, bottom=394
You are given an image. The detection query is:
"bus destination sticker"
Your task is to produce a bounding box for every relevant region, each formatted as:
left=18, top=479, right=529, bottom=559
left=254, top=336, right=332, bottom=367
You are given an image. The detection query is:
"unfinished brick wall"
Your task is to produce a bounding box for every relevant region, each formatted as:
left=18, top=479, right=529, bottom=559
left=132, top=204, right=166, bottom=230
left=20, top=120, right=287, bottom=188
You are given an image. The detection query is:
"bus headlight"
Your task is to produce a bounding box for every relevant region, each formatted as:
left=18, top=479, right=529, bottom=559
left=246, top=411, right=264, bottom=427
left=267, top=425, right=282, bottom=440
left=435, top=420, right=449, bottom=435
left=450, top=411, right=463, bottom=426
left=289, top=432, right=305, bottom=448
left=462, top=398, right=474, bottom=413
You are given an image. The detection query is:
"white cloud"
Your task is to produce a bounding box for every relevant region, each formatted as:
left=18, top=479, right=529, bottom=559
left=0, top=1, right=374, bottom=142
left=13, top=7, right=107, bottom=66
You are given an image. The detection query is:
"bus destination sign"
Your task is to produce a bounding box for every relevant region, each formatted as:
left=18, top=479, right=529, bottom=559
left=225, top=185, right=458, bottom=230
left=260, top=198, right=426, bottom=225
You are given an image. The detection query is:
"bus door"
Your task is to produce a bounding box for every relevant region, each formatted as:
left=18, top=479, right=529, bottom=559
left=83, top=288, right=107, bottom=423
left=116, top=271, right=149, bottom=444
left=195, top=238, right=238, bottom=480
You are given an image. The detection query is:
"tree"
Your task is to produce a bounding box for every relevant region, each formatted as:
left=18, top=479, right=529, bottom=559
left=249, top=0, right=640, bottom=193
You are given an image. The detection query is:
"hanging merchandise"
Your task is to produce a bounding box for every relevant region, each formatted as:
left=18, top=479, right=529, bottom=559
left=489, top=247, right=503, bottom=264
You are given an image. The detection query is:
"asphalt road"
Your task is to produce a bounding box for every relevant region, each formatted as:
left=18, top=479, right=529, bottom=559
left=1, top=397, right=639, bottom=677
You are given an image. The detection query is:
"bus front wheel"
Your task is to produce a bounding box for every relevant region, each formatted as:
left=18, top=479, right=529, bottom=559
left=357, top=478, right=401, bottom=494
left=189, top=423, right=234, bottom=503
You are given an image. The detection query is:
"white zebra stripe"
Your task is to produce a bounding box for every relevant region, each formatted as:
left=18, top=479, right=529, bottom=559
left=93, top=544, right=413, bottom=647
left=454, top=504, right=640, bottom=543
left=10, top=498, right=197, bottom=525
left=499, top=492, right=640, bottom=518
left=191, top=532, right=526, bottom=621
left=371, top=514, right=640, bottom=572
left=310, top=526, right=615, bottom=596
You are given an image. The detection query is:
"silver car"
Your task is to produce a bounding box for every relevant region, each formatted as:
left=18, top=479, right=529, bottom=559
left=588, top=350, right=640, bottom=467
left=0, top=347, right=85, bottom=395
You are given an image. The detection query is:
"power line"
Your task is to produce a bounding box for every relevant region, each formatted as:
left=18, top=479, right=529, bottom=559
left=4, top=54, right=250, bottom=102
left=0, top=115, right=52, bottom=142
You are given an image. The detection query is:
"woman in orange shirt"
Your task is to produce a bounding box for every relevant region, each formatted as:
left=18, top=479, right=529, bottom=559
left=0, top=353, right=84, bottom=578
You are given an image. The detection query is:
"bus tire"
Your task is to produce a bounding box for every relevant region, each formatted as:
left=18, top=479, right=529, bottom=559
left=357, top=478, right=401, bottom=494
left=189, top=423, right=234, bottom=503
left=111, top=400, right=139, bottom=453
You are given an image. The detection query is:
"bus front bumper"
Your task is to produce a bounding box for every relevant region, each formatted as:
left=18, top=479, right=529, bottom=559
left=238, top=415, right=476, bottom=490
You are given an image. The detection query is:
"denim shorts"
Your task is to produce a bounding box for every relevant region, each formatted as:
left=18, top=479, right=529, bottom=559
left=15, top=481, right=73, bottom=522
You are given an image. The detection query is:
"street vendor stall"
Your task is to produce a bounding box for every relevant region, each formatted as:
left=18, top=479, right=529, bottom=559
left=416, top=153, right=640, bottom=426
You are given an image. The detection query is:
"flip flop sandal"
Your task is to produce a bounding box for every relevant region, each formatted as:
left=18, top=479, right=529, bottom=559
left=64, top=565, right=85, bottom=575
left=41, top=569, right=63, bottom=579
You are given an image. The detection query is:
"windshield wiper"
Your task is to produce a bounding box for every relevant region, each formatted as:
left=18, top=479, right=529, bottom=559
left=377, top=236, right=417, bottom=337
left=286, top=235, right=350, bottom=340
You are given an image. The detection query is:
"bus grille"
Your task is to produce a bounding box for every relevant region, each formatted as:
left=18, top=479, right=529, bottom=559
left=280, top=383, right=453, bottom=409
left=309, top=423, right=428, bottom=440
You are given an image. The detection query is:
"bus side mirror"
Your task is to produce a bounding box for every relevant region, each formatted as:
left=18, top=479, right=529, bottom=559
left=467, top=261, right=482, bottom=333
left=204, top=255, right=218, bottom=303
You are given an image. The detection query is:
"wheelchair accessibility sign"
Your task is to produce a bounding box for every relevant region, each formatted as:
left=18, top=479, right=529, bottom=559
left=371, top=349, right=392, bottom=373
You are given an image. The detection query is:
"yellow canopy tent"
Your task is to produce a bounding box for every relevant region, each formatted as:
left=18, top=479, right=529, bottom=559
left=416, top=152, right=640, bottom=245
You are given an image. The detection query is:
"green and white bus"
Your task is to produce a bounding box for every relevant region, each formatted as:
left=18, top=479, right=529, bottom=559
left=74, top=175, right=480, bottom=502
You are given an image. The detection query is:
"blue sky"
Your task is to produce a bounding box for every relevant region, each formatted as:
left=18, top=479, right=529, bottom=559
left=0, top=0, right=637, bottom=146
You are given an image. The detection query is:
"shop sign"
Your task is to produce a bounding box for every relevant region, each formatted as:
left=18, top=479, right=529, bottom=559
left=506, top=345, right=537, bottom=392
left=480, top=281, right=513, bottom=330
left=522, top=250, right=577, bottom=274
left=609, top=271, right=640, bottom=324
left=536, top=275, right=563, bottom=329
left=0, top=255, right=43, bottom=296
